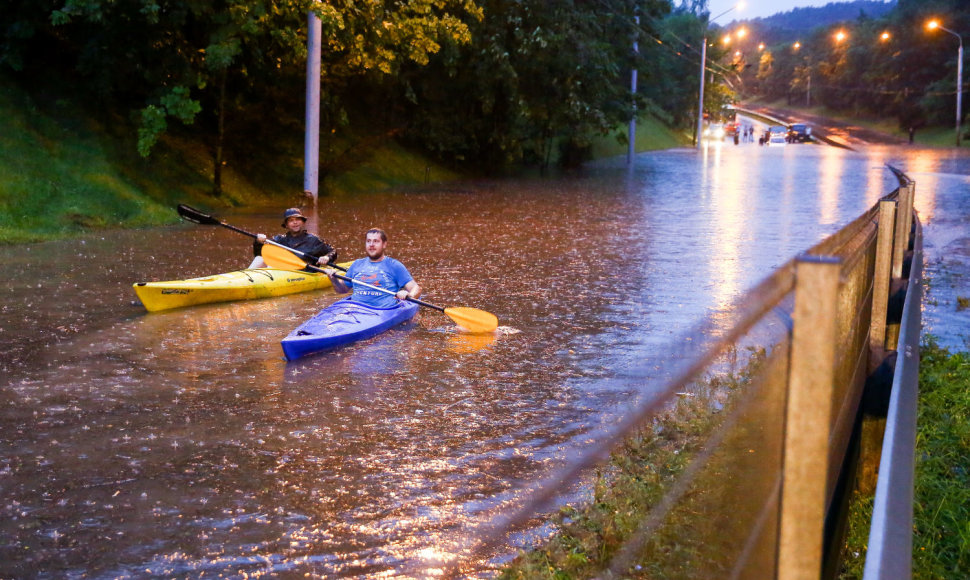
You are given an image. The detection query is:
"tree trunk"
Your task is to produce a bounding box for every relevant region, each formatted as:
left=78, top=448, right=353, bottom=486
left=213, top=69, right=227, bottom=197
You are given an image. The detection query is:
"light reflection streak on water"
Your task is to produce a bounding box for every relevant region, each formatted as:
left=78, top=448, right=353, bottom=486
left=819, top=145, right=847, bottom=225
left=903, top=149, right=958, bottom=223
left=1, top=145, right=969, bottom=577
left=703, top=141, right=744, bottom=313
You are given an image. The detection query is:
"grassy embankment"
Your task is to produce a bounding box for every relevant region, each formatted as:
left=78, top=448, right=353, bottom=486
left=749, top=99, right=959, bottom=146
left=839, top=339, right=970, bottom=579
left=792, top=105, right=958, bottom=147
left=0, top=77, right=462, bottom=244
left=0, top=76, right=686, bottom=245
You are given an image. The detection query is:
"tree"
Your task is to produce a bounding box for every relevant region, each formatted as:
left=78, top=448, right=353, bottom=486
left=398, top=0, right=670, bottom=170
left=6, top=0, right=482, bottom=193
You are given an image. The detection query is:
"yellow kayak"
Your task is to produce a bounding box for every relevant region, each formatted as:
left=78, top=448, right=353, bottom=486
left=133, top=262, right=352, bottom=312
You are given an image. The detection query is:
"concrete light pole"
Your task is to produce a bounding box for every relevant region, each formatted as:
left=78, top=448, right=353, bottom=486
left=305, top=4, right=322, bottom=203
left=927, top=20, right=964, bottom=147
left=696, top=36, right=708, bottom=148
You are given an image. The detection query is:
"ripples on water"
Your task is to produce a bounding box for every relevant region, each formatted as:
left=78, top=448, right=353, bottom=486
left=1, top=143, right=969, bottom=577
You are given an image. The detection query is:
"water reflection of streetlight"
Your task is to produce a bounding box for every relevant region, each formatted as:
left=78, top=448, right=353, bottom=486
left=696, top=2, right=745, bottom=149
left=927, top=19, right=964, bottom=147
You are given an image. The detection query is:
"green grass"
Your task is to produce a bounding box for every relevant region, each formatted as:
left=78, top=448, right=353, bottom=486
left=911, top=340, right=970, bottom=577
left=840, top=339, right=970, bottom=579
left=325, top=139, right=461, bottom=196
left=0, top=79, right=231, bottom=243
left=0, top=76, right=461, bottom=244
left=589, top=114, right=692, bottom=159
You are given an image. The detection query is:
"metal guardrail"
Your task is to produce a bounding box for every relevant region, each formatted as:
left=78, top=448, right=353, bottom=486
left=863, top=173, right=922, bottom=580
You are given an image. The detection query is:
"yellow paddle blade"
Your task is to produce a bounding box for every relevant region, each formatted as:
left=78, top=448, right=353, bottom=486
left=262, top=244, right=314, bottom=271
left=444, top=307, right=498, bottom=334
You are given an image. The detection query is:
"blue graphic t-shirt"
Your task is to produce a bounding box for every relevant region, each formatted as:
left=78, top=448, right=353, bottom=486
left=345, top=257, right=414, bottom=308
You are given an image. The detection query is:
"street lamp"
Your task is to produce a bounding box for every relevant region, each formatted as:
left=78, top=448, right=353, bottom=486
left=697, top=2, right=745, bottom=148
left=927, top=19, right=964, bottom=147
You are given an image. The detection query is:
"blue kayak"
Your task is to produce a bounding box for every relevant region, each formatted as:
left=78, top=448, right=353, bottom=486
left=281, top=298, right=419, bottom=361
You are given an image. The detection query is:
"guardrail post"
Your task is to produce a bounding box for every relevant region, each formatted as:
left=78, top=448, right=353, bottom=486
left=869, top=200, right=897, bottom=352
left=891, top=185, right=912, bottom=278
left=779, top=256, right=841, bottom=580
left=902, top=183, right=915, bottom=255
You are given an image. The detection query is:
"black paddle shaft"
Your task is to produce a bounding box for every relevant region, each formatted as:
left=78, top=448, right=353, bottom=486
left=299, top=260, right=446, bottom=313
left=176, top=204, right=346, bottom=271
left=178, top=204, right=259, bottom=238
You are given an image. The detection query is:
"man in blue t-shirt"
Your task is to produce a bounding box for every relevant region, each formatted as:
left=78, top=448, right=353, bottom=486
left=324, top=228, right=421, bottom=308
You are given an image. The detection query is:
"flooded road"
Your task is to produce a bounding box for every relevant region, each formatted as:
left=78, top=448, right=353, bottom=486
left=2, top=140, right=969, bottom=577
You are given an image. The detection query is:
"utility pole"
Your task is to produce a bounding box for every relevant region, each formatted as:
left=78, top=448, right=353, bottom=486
left=304, top=5, right=322, bottom=205
left=628, top=14, right=639, bottom=164
left=696, top=37, right=707, bottom=148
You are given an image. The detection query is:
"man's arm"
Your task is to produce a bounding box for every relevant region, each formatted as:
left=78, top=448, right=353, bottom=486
left=396, top=280, right=421, bottom=301
left=324, top=268, right=351, bottom=294
left=308, top=239, right=338, bottom=265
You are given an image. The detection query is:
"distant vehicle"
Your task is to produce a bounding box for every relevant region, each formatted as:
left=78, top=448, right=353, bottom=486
left=787, top=123, right=812, bottom=143
left=725, top=122, right=740, bottom=137
left=703, top=124, right=726, bottom=140
left=764, top=125, right=788, bottom=146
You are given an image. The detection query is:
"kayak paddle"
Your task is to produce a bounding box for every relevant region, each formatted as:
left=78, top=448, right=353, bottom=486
left=261, top=244, right=499, bottom=334
left=176, top=204, right=347, bottom=271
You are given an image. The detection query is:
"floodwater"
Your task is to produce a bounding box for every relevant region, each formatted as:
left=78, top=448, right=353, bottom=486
left=2, top=137, right=968, bottom=578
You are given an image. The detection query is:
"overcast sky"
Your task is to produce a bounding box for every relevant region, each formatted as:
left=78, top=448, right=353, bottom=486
left=706, top=0, right=893, bottom=22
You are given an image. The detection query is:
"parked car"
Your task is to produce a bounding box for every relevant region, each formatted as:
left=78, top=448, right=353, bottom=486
left=787, top=123, right=812, bottom=143
left=766, top=125, right=788, bottom=146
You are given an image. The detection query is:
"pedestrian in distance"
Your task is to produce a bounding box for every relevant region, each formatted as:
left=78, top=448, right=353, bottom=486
left=248, top=207, right=338, bottom=269
left=324, top=228, right=421, bottom=308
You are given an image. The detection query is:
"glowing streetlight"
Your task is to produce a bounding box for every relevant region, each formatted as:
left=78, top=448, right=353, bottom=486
left=793, top=41, right=801, bottom=51
left=927, top=19, right=964, bottom=146
left=835, top=30, right=847, bottom=43
left=696, top=2, right=745, bottom=149
left=881, top=31, right=891, bottom=42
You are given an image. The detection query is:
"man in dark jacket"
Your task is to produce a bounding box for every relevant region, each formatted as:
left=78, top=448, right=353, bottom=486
left=248, top=207, right=337, bottom=268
